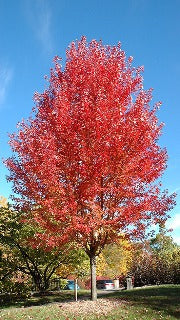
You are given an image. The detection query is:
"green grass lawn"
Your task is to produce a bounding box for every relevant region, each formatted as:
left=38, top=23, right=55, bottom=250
left=0, top=285, right=179, bottom=319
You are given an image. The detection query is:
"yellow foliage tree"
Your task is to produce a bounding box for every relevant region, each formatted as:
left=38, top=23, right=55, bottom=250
left=0, top=196, right=8, bottom=208
left=96, top=239, right=133, bottom=279
left=56, top=249, right=90, bottom=278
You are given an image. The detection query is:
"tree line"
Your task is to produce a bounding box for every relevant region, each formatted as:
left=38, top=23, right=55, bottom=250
left=0, top=197, right=179, bottom=295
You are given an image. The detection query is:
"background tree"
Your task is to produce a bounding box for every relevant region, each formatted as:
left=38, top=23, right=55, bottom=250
left=150, top=229, right=180, bottom=284
left=0, top=197, right=30, bottom=293
left=5, top=37, right=175, bottom=300
left=131, top=230, right=180, bottom=286
left=0, top=243, right=31, bottom=294
left=0, top=202, right=76, bottom=292
left=130, top=241, right=157, bottom=287
left=96, top=238, right=133, bottom=280
left=56, top=249, right=90, bottom=280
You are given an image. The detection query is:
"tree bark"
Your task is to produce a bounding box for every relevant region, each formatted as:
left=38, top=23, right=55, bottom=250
left=90, top=254, right=97, bottom=301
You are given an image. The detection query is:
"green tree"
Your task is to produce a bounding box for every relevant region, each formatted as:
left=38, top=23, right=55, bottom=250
left=0, top=243, right=31, bottom=294
left=0, top=203, right=76, bottom=292
left=131, top=230, right=180, bottom=286
left=150, top=229, right=180, bottom=284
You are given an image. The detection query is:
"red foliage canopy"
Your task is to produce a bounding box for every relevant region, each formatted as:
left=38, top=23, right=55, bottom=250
left=6, top=37, right=175, bottom=254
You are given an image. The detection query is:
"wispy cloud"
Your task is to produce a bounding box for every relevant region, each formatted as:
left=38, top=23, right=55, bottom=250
left=130, top=0, right=147, bottom=10
left=172, top=187, right=180, bottom=194
left=0, top=65, right=13, bottom=106
left=172, top=235, right=180, bottom=245
left=36, top=0, right=53, bottom=54
left=25, top=0, right=53, bottom=55
left=165, top=213, right=180, bottom=245
left=166, top=213, right=180, bottom=230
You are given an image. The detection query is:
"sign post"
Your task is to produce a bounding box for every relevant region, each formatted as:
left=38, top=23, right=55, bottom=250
left=74, top=278, right=78, bottom=301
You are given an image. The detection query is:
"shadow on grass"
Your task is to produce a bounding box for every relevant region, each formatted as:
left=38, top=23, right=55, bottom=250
left=102, top=285, right=180, bottom=319
left=0, top=290, right=91, bottom=309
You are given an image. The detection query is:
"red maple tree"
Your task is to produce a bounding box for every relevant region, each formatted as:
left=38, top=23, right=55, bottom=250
left=6, top=37, right=175, bottom=300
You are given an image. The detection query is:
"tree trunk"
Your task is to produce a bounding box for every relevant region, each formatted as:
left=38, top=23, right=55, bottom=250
left=90, top=254, right=97, bottom=301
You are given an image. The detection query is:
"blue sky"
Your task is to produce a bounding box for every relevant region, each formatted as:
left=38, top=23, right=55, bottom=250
left=0, top=0, right=179, bottom=244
